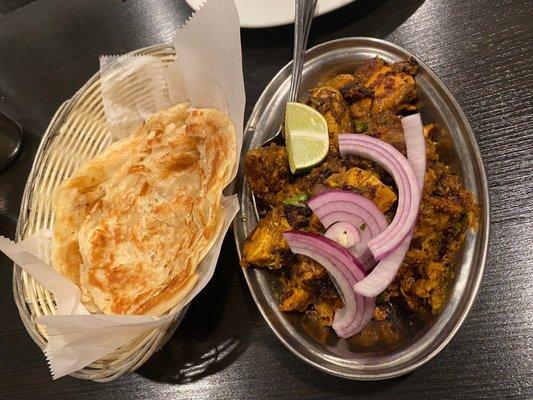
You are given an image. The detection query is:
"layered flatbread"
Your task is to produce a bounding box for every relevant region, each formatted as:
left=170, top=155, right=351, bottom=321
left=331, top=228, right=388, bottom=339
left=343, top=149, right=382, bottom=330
left=52, top=103, right=236, bottom=315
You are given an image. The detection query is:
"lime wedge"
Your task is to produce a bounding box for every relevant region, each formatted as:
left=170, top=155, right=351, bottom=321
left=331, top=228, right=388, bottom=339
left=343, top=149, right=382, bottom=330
left=285, top=102, right=329, bottom=174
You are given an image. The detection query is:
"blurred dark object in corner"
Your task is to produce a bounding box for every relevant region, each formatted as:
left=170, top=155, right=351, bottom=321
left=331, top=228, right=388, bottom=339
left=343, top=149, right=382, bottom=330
left=0, top=0, right=38, bottom=15
left=0, top=111, right=23, bottom=170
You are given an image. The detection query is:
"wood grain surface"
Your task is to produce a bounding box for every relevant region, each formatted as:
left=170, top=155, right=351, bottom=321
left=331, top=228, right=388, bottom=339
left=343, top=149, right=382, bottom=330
left=0, top=0, right=531, bottom=398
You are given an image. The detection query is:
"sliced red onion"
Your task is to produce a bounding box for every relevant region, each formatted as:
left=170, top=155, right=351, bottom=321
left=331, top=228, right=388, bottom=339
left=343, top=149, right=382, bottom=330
left=308, top=190, right=388, bottom=240
left=353, top=114, right=426, bottom=297
left=325, top=221, right=360, bottom=248
left=309, top=190, right=386, bottom=271
left=339, top=137, right=416, bottom=255
left=322, top=212, right=372, bottom=243
left=348, top=243, right=376, bottom=271
left=339, top=138, right=411, bottom=246
left=402, top=114, right=426, bottom=184
left=339, top=135, right=420, bottom=260
left=283, top=231, right=373, bottom=337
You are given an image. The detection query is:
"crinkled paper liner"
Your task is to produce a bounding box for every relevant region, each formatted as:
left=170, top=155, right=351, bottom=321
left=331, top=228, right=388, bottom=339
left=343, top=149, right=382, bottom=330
left=0, top=0, right=245, bottom=379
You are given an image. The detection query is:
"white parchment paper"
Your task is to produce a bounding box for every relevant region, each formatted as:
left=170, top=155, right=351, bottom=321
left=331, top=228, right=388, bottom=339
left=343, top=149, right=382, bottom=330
left=0, top=0, right=244, bottom=380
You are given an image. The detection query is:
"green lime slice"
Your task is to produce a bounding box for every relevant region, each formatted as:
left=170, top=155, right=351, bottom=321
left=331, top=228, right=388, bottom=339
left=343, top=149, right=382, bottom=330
left=285, top=102, right=329, bottom=174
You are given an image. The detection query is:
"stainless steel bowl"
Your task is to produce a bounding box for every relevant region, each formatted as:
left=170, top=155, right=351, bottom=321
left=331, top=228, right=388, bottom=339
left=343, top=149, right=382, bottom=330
left=233, top=37, right=490, bottom=380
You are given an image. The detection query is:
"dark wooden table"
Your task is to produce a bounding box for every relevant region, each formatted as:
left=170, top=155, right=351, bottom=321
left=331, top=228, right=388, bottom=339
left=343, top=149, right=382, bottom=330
left=1, top=0, right=532, bottom=398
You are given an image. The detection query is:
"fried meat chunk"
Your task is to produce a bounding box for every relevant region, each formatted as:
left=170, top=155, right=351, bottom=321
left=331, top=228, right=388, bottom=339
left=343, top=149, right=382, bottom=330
left=241, top=206, right=291, bottom=269
left=366, top=111, right=407, bottom=154
left=308, top=86, right=353, bottom=155
left=325, top=167, right=397, bottom=213
left=312, top=297, right=343, bottom=326
left=244, top=143, right=291, bottom=205
left=322, top=73, right=356, bottom=90
left=347, top=57, right=418, bottom=118
left=385, top=160, right=480, bottom=314
left=280, top=255, right=340, bottom=319
left=270, top=158, right=344, bottom=206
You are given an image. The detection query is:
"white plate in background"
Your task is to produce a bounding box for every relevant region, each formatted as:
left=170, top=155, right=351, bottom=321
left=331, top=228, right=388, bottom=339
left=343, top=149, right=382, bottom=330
left=186, top=0, right=356, bottom=28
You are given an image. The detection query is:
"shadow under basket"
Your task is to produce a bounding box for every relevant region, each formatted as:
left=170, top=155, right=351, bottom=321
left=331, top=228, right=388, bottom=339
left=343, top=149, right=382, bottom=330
left=12, top=44, right=184, bottom=382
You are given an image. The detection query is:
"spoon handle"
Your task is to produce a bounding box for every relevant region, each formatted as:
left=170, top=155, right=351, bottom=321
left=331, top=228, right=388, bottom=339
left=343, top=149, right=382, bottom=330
left=288, top=0, right=318, bottom=102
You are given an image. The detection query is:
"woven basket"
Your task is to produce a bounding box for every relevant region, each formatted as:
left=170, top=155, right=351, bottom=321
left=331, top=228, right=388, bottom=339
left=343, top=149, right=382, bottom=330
left=12, top=44, right=186, bottom=382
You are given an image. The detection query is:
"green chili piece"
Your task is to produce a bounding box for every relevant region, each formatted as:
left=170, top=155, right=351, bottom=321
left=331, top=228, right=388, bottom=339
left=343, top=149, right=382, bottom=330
left=354, top=120, right=368, bottom=133
left=283, top=194, right=310, bottom=207
left=376, top=292, right=387, bottom=303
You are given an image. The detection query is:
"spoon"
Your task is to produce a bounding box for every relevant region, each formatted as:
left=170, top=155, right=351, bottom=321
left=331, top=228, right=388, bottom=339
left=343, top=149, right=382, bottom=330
left=251, top=0, right=317, bottom=219
left=0, top=111, right=23, bottom=170
left=262, top=0, right=317, bottom=147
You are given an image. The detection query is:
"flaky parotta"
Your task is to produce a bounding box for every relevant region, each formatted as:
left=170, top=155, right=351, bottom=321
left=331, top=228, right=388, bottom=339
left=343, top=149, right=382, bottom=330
left=52, top=103, right=236, bottom=315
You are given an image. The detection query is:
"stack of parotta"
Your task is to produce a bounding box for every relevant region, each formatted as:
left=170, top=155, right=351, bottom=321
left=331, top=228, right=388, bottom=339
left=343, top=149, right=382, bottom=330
left=51, top=103, right=236, bottom=316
